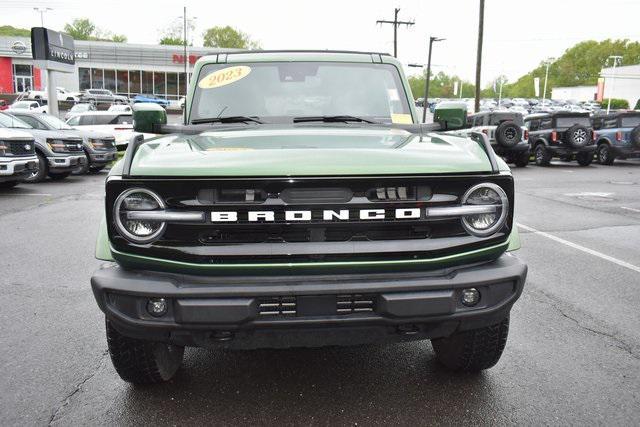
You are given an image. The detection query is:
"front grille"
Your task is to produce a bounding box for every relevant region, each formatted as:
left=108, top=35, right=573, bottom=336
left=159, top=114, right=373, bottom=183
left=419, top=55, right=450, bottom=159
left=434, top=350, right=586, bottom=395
left=64, top=140, right=84, bottom=152
left=5, top=140, right=35, bottom=156
left=258, top=296, right=297, bottom=316
left=107, top=175, right=514, bottom=266
left=337, top=294, right=375, bottom=314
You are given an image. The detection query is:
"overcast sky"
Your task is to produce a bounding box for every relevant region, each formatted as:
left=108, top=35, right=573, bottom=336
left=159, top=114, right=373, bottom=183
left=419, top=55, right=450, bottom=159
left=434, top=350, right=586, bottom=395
left=3, top=0, right=640, bottom=85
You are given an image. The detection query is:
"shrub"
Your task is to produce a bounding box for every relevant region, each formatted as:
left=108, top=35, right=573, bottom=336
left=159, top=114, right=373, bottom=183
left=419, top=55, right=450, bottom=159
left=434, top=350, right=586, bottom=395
left=600, top=98, right=629, bottom=109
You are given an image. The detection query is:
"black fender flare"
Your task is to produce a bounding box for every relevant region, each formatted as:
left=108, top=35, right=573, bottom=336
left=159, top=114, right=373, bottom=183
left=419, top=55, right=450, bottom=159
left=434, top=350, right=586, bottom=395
left=534, top=138, right=548, bottom=148
left=597, top=137, right=612, bottom=147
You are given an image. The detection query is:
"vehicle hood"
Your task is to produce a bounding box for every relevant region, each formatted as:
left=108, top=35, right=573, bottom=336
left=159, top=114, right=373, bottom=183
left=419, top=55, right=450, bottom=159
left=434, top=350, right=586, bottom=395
left=0, top=128, right=34, bottom=139
left=64, top=128, right=114, bottom=139
left=17, top=128, right=83, bottom=141
left=126, top=125, right=494, bottom=177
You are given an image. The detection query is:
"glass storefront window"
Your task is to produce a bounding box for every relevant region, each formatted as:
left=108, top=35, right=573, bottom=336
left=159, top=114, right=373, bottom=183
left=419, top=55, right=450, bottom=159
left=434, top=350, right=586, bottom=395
left=79, top=68, right=91, bottom=90
left=142, top=71, right=153, bottom=94
left=129, top=70, right=141, bottom=94
left=167, top=73, right=178, bottom=96
left=116, top=70, right=128, bottom=94
left=153, top=72, right=166, bottom=96
left=178, top=73, right=186, bottom=97
left=104, top=69, right=116, bottom=91
left=14, top=64, right=32, bottom=76
left=91, top=68, right=104, bottom=89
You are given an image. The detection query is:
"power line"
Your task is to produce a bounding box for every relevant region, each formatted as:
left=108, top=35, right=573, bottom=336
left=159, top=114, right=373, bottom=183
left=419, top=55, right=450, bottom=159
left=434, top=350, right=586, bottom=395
left=376, top=8, right=414, bottom=58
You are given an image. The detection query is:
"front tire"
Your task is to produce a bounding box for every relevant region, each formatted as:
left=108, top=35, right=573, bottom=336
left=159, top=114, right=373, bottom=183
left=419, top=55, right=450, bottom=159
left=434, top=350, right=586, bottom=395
left=576, top=151, right=593, bottom=166
left=597, top=144, right=615, bottom=165
left=106, top=319, right=184, bottom=384
left=24, top=152, right=48, bottom=183
left=432, top=316, right=510, bottom=372
left=534, top=144, right=551, bottom=166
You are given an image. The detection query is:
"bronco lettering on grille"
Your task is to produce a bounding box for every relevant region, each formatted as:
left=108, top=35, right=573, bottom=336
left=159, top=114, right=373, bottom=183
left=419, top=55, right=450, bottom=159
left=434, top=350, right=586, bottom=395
left=211, top=209, right=424, bottom=222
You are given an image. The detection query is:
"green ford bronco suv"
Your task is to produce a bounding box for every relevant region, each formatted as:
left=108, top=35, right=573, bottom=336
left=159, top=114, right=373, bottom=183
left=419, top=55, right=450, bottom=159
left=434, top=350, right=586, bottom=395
left=91, top=51, right=527, bottom=384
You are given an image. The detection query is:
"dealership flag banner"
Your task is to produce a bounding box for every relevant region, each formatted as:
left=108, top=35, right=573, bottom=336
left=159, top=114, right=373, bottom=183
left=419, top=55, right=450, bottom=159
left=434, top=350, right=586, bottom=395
left=534, top=77, right=540, bottom=97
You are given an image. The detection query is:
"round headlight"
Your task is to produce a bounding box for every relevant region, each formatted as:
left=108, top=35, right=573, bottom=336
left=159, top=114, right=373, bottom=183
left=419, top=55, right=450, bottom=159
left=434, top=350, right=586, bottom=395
left=113, top=188, right=166, bottom=243
left=461, top=183, right=508, bottom=237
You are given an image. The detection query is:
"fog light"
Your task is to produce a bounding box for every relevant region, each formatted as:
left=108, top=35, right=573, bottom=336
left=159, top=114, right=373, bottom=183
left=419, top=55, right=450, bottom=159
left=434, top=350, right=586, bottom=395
left=147, top=298, right=168, bottom=317
left=461, top=288, right=480, bottom=307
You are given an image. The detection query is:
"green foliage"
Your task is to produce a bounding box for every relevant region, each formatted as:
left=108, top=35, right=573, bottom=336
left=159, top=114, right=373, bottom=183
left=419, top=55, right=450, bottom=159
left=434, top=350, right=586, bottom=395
left=499, top=39, right=640, bottom=98
left=601, top=98, right=629, bottom=109
left=202, top=26, right=260, bottom=49
left=160, top=37, right=184, bottom=46
left=0, top=25, right=30, bottom=37
left=408, top=71, right=475, bottom=100
left=63, top=18, right=126, bottom=42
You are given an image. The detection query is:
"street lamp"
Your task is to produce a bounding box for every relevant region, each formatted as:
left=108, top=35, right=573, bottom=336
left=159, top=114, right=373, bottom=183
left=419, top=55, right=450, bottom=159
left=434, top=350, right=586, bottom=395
left=33, top=7, right=52, bottom=27
left=542, top=57, right=555, bottom=105
left=605, top=55, right=623, bottom=114
left=422, top=36, right=445, bottom=123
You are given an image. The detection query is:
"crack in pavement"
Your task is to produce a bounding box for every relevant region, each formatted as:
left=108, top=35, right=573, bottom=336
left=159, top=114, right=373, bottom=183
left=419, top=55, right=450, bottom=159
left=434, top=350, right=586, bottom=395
left=48, top=349, right=109, bottom=426
left=529, top=288, right=640, bottom=362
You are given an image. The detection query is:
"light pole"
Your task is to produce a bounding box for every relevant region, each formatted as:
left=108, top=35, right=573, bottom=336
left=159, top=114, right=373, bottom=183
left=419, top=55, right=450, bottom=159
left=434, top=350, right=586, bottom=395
left=177, top=10, right=197, bottom=86
left=422, top=36, right=445, bottom=123
left=605, top=55, right=623, bottom=114
left=542, top=57, right=555, bottom=105
left=33, top=7, right=52, bottom=27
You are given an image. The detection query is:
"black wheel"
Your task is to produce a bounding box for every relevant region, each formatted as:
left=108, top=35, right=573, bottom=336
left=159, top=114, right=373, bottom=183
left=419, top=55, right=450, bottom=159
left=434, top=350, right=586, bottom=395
left=495, top=121, right=522, bottom=148
left=597, top=144, right=615, bottom=165
left=48, top=171, right=71, bottom=180
left=534, top=144, right=551, bottom=166
left=0, top=181, right=18, bottom=189
left=564, top=124, right=591, bottom=148
left=106, top=319, right=184, bottom=384
left=514, top=151, right=530, bottom=167
left=24, top=152, right=47, bottom=183
left=576, top=151, right=593, bottom=166
left=432, top=316, right=510, bottom=372
left=89, top=164, right=106, bottom=174
left=630, top=126, right=640, bottom=147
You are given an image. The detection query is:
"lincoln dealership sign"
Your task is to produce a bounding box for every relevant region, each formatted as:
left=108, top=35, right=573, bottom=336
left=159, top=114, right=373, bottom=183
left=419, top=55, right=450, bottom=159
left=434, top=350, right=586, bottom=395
left=31, top=27, right=75, bottom=73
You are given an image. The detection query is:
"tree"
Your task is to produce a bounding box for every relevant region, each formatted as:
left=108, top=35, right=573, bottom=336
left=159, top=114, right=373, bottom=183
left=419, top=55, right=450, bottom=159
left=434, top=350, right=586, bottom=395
left=158, top=19, right=195, bottom=46
left=0, top=25, right=30, bottom=37
left=408, top=71, right=475, bottom=100
left=64, top=18, right=95, bottom=40
left=202, top=26, right=260, bottom=49
left=63, top=18, right=126, bottom=43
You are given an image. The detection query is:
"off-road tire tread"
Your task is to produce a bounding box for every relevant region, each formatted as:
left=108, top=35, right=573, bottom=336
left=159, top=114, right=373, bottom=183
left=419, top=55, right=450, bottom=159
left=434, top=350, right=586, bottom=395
left=432, top=317, right=509, bottom=372
left=576, top=151, right=593, bottom=166
left=514, top=151, right=530, bottom=167
left=106, top=320, right=183, bottom=384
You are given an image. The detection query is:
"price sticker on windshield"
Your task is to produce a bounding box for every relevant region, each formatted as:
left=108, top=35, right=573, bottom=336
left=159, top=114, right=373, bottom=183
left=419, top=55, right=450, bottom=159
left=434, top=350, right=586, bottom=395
left=198, top=66, right=252, bottom=89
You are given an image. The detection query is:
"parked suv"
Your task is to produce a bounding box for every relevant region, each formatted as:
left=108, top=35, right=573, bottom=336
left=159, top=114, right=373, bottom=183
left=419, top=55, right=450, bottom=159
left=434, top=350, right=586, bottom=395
left=0, top=112, right=86, bottom=182
left=10, top=111, right=117, bottom=174
left=80, top=89, right=127, bottom=104
left=524, top=112, right=596, bottom=166
left=455, top=111, right=530, bottom=167
left=592, top=111, right=640, bottom=165
left=91, top=51, right=527, bottom=385
left=0, top=117, right=39, bottom=189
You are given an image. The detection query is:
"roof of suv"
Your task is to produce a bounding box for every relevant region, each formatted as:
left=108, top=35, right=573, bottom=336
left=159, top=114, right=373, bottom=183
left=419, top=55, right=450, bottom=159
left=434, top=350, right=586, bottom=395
left=525, top=111, right=591, bottom=120
left=196, top=50, right=396, bottom=66
left=67, top=111, right=132, bottom=116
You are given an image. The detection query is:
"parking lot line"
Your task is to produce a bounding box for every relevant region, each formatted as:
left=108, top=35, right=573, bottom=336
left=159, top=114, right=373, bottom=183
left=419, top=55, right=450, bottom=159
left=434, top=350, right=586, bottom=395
left=517, top=223, right=640, bottom=274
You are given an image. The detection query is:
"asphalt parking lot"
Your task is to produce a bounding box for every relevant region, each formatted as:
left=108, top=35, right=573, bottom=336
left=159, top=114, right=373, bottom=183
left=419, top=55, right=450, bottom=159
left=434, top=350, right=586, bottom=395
left=1, top=160, right=639, bottom=425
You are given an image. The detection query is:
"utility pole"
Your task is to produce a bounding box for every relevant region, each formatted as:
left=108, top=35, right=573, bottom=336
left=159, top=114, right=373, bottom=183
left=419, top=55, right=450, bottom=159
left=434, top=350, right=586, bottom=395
left=33, top=7, right=52, bottom=27
left=605, top=55, right=623, bottom=114
left=376, top=8, right=414, bottom=58
left=183, top=6, right=188, bottom=84
left=542, top=57, right=555, bottom=105
left=474, top=0, right=484, bottom=113
left=422, top=36, right=445, bottom=123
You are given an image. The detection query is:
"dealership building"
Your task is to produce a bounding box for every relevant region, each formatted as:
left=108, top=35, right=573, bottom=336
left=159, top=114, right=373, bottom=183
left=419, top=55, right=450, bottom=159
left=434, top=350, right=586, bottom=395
left=0, top=36, right=233, bottom=100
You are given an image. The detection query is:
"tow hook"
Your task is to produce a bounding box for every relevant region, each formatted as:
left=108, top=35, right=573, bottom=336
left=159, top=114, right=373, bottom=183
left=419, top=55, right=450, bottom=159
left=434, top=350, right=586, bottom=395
left=396, top=324, right=419, bottom=335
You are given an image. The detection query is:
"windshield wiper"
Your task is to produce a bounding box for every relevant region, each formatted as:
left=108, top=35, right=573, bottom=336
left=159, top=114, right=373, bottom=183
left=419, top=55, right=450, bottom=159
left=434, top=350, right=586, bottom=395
left=293, top=115, right=380, bottom=124
left=191, top=116, right=263, bottom=125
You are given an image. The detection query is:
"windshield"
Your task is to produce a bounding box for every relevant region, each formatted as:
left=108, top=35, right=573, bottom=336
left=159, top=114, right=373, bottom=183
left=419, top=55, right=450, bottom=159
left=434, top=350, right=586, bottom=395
left=556, top=117, right=591, bottom=128
left=621, top=116, right=640, bottom=127
left=0, top=113, right=30, bottom=128
left=190, top=62, right=412, bottom=124
left=39, top=114, right=73, bottom=130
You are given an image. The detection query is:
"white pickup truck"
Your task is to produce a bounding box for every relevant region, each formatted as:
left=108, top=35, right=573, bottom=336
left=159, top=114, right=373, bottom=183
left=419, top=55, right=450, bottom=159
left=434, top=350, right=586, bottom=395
left=27, top=87, right=81, bottom=102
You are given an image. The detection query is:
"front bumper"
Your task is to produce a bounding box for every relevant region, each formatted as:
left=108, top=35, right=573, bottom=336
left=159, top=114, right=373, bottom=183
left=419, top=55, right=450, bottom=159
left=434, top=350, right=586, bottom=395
left=0, top=156, right=39, bottom=182
left=88, top=150, right=117, bottom=165
left=47, top=154, right=87, bottom=171
left=92, top=253, right=527, bottom=348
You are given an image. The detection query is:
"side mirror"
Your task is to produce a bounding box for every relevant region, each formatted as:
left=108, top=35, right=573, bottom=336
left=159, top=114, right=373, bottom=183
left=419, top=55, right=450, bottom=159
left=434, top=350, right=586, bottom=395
left=133, top=103, right=167, bottom=133
left=434, top=102, right=468, bottom=130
